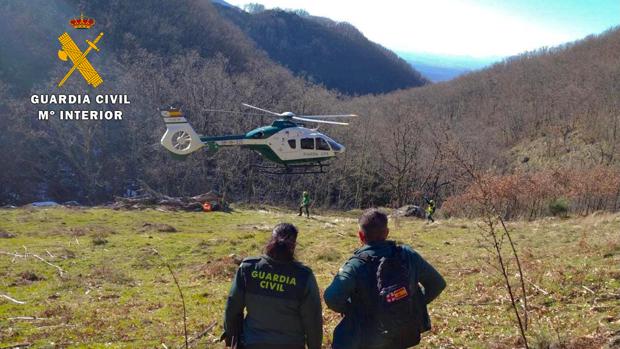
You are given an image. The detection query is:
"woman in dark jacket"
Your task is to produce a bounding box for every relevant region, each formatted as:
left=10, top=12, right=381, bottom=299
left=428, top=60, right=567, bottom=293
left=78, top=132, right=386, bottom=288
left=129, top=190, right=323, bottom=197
left=223, top=223, right=323, bottom=349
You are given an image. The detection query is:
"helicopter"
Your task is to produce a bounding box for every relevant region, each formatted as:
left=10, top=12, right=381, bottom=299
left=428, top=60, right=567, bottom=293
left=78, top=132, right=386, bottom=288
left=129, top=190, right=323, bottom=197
left=160, top=104, right=358, bottom=174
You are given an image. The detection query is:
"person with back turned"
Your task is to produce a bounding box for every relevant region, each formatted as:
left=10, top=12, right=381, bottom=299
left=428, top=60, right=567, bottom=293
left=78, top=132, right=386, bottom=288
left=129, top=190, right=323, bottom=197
left=223, top=223, right=323, bottom=349
left=324, top=209, right=446, bottom=349
left=298, top=191, right=311, bottom=218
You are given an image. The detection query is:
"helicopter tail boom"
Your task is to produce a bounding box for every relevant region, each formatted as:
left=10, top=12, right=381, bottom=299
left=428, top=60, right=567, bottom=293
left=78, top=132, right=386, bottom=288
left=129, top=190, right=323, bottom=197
left=160, top=109, right=204, bottom=156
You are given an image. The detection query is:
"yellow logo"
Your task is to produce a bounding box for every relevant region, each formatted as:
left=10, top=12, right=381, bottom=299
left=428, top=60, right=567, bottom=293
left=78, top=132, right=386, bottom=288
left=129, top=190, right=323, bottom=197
left=251, top=270, right=297, bottom=292
left=57, top=13, right=104, bottom=88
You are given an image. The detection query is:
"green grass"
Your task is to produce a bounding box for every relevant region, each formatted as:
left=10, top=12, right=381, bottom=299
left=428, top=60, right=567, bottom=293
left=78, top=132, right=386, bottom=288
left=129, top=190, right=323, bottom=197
left=0, top=207, right=619, bottom=348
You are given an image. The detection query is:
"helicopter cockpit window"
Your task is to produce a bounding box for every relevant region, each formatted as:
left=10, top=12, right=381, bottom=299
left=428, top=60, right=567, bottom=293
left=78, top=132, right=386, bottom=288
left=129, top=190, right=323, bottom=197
left=288, top=139, right=296, bottom=149
left=325, top=137, right=343, bottom=151
left=300, top=138, right=314, bottom=150
left=316, top=137, right=331, bottom=151
left=252, top=131, right=264, bottom=139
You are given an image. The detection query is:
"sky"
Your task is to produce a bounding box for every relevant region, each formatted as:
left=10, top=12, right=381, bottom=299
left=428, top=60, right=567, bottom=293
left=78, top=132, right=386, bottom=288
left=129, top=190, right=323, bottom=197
left=225, top=0, right=620, bottom=58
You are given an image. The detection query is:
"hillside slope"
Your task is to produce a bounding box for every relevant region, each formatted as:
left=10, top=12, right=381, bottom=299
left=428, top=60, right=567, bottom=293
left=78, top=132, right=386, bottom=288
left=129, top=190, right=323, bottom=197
left=0, top=0, right=342, bottom=204
left=0, top=0, right=266, bottom=93
left=347, top=26, right=620, bottom=169
left=215, top=5, right=429, bottom=95
left=328, top=27, right=620, bottom=213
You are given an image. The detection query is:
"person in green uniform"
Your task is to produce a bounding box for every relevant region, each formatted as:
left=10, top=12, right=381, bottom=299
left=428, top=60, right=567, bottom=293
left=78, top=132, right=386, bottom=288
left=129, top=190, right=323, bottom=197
left=324, top=209, right=446, bottom=349
left=425, top=197, right=436, bottom=223
left=298, top=191, right=311, bottom=218
left=223, top=223, right=323, bottom=349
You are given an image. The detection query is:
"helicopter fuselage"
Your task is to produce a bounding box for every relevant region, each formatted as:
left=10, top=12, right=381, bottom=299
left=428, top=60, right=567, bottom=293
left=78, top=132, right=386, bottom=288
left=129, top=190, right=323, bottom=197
left=201, top=119, right=345, bottom=164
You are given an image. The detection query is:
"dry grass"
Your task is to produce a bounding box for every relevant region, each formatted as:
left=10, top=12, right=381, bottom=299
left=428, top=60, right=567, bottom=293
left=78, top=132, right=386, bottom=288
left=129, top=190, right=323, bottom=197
left=0, top=207, right=618, bottom=348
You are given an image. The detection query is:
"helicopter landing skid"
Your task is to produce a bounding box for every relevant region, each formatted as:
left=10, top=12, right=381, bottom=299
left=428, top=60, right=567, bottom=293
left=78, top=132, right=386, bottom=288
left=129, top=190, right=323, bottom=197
left=254, top=162, right=328, bottom=175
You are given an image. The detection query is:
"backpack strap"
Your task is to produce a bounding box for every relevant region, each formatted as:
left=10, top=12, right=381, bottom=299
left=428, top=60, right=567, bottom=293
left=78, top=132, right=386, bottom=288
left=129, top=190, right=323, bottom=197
left=347, top=251, right=379, bottom=321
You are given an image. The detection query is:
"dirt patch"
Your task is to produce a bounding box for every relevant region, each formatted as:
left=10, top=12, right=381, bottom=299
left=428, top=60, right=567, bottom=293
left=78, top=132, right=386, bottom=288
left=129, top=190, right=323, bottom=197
left=92, top=235, right=108, bottom=245
left=11, top=270, right=45, bottom=285
left=20, top=270, right=44, bottom=282
left=89, top=265, right=134, bottom=286
left=0, top=230, right=15, bottom=238
left=140, top=222, right=177, bottom=233
left=192, top=255, right=238, bottom=280
left=41, top=304, right=72, bottom=322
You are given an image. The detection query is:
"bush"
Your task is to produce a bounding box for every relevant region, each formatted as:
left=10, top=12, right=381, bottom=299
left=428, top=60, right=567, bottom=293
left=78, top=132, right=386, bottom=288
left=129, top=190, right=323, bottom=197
left=92, top=235, right=109, bottom=246
left=549, top=198, right=569, bottom=217
left=442, top=166, right=620, bottom=219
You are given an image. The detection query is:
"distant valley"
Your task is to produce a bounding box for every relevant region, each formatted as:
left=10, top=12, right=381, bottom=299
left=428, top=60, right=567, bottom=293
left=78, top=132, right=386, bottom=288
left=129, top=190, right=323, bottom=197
left=397, top=51, right=502, bottom=81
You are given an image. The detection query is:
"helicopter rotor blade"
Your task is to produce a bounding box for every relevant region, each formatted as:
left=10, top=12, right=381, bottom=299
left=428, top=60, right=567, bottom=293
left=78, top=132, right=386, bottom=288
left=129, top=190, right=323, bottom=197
left=297, top=114, right=358, bottom=118
left=293, top=116, right=349, bottom=125
left=241, top=103, right=282, bottom=116
left=202, top=108, right=267, bottom=116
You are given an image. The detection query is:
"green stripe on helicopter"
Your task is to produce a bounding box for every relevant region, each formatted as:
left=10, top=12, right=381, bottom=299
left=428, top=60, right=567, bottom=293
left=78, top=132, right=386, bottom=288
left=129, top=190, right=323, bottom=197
left=160, top=104, right=355, bottom=174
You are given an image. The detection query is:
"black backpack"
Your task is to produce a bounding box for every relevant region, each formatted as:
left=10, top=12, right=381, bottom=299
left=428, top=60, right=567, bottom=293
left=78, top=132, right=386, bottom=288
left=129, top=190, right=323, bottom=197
left=355, top=243, right=426, bottom=347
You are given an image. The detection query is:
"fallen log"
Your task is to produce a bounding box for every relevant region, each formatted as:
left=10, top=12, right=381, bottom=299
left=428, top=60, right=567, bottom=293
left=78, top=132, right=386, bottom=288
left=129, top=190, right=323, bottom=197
left=112, top=190, right=229, bottom=212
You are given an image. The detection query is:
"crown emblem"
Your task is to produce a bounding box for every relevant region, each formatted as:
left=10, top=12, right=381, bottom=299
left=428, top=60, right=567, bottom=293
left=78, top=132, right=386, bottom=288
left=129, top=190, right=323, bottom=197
left=70, top=13, right=95, bottom=29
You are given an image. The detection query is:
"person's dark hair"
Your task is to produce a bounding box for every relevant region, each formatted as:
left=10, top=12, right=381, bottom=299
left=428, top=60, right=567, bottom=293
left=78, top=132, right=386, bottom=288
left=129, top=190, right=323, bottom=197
left=359, top=209, right=388, bottom=241
left=265, top=223, right=298, bottom=262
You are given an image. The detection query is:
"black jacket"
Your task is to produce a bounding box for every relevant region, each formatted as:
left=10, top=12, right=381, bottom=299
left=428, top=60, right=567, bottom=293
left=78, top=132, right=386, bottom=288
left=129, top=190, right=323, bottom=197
left=324, top=241, right=446, bottom=349
left=224, top=255, right=323, bottom=349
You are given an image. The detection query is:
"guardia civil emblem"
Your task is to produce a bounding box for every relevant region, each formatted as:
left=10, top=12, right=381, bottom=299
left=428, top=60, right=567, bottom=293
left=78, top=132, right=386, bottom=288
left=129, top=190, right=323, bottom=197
left=57, top=13, right=104, bottom=88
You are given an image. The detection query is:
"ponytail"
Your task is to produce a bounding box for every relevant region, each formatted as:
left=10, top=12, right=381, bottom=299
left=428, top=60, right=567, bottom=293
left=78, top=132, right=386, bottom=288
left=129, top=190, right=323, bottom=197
left=265, top=223, right=298, bottom=262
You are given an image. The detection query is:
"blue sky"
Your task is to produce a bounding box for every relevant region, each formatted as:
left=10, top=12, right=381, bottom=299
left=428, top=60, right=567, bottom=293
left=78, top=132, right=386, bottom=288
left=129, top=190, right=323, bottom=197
left=226, top=0, right=620, bottom=58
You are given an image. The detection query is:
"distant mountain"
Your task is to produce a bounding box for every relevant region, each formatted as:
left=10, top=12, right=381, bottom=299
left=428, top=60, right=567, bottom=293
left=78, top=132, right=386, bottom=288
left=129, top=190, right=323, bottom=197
left=407, top=62, right=471, bottom=82
left=215, top=5, right=429, bottom=95
left=397, top=51, right=501, bottom=82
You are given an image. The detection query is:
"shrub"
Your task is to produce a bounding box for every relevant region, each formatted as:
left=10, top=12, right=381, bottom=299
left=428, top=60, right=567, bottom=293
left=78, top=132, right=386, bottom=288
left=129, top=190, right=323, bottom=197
left=443, top=166, right=620, bottom=219
left=92, top=235, right=108, bottom=245
left=549, top=198, right=569, bottom=217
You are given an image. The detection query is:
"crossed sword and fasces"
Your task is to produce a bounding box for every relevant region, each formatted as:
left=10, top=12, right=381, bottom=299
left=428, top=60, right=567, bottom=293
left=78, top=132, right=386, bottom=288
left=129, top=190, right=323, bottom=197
left=57, top=32, right=104, bottom=88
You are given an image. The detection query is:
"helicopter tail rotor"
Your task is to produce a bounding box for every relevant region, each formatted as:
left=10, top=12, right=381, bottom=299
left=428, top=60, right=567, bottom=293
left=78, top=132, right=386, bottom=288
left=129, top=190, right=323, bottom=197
left=160, top=108, right=204, bottom=156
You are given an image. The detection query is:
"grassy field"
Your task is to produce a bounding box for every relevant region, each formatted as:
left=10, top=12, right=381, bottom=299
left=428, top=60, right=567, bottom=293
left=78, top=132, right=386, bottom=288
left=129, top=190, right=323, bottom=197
left=0, top=206, right=618, bottom=348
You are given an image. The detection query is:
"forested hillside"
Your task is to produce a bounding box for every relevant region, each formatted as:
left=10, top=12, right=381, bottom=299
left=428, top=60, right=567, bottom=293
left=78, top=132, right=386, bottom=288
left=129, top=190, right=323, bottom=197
left=338, top=27, right=620, bottom=216
left=1, top=0, right=619, bottom=219
left=0, top=0, right=268, bottom=93
left=0, top=0, right=341, bottom=204
left=215, top=4, right=429, bottom=94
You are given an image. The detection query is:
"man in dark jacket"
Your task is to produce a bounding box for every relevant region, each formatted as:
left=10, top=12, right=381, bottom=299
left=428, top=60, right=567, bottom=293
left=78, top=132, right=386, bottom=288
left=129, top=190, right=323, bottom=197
left=223, top=223, right=323, bottom=349
left=324, top=209, right=446, bottom=349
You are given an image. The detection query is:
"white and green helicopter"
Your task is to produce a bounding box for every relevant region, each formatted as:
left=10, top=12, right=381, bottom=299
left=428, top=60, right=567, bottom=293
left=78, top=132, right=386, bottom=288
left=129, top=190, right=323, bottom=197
left=160, top=104, right=357, bottom=174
